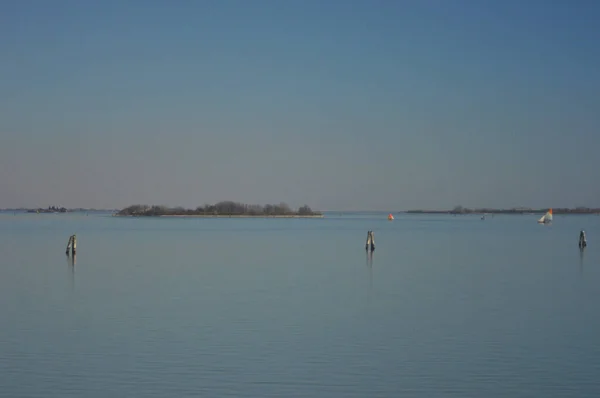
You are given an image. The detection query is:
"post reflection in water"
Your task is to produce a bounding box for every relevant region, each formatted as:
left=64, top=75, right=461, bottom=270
left=579, top=248, right=584, bottom=274
left=67, top=254, right=76, bottom=289
left=366, top=251, right=373, bottom=291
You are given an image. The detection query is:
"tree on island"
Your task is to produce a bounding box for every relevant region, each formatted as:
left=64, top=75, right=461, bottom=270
left=117, top=201, right=321, bottom=217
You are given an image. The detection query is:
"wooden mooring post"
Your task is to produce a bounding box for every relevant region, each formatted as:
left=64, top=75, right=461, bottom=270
left=65, top=234, right=77, bottom=256
left=365, top=230, right=375, bottom=252
left=579, top=230, right=587, bottom=249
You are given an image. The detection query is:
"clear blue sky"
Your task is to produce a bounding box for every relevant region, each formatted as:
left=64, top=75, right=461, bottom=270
left=1, top=0, right=599, bottom=210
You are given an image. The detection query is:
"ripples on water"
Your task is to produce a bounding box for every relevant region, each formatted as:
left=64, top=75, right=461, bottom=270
left=0, top=212, right=599, bottom=397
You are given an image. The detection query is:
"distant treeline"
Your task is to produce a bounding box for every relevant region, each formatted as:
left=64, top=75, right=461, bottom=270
left=27, top=206, right=68, bottom=213
left=406, top=206, right=600, bottom=215
left=117, top=202, right=322, bottom=217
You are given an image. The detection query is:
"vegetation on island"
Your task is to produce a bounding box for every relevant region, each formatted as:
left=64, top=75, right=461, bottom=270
left=406, top=206, right=600, bottom=215
left=116, top=201, right=323, bottom=217
left=26, top=206, right=68, bottom=213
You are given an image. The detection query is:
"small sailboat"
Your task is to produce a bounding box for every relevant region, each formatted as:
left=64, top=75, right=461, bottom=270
left=537, top=208, right=553, bottom=224
left=387, top=213, right=394, bottom=221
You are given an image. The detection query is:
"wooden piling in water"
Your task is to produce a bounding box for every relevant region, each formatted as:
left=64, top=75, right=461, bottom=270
left=579, top=230, right=587, bottom=249
left=66, top=235, right=72, bottom=255
left=370, top=231, right=375, bottom=251
left=365, top=230, right=375, bottom=252
left=65, top=234, right=77, bottom=256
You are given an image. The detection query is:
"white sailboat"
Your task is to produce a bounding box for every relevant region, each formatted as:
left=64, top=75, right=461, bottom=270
left=537, top=208, right=553, bottom=224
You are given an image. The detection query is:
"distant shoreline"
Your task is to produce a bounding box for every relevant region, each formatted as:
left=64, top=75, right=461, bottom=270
left=0, top=208, right=116, bottom=213
left=405, top=207, right=600, bottom=215
left=115, top=202, right=323, bottom=218
left=113, top=214, right=324, bottom=218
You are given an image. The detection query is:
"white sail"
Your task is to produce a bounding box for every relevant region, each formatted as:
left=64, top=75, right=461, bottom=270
left=538, top=209, right=553, bottom=223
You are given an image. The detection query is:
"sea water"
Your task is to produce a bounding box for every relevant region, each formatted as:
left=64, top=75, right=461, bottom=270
left=0, top=212, right=599, bottom=397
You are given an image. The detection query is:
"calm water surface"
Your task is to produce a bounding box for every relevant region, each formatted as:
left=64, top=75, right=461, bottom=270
left=1, top=212, right=599, bottom=397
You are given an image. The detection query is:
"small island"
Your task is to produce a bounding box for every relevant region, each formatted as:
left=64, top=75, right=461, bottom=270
left=27, top=206, right=69, bottom=213
left=406, top=206, right=600, bottom=215
left=115, top=201, right=324, bottom=218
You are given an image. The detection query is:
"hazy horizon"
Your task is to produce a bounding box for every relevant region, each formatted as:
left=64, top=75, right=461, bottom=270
left=2, top=1, right=599, bottom=211
left=1, top=203, right=596, bottom=213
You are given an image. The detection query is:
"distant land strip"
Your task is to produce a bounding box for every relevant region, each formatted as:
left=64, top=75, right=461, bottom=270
left=405, top=206, right=600, bottom=215
left=0, top=207, right=116, bottom=213
left=114, top=202, right=324, bottom=218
